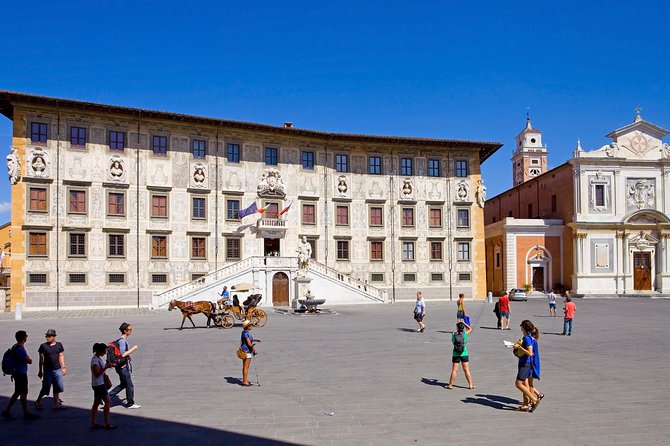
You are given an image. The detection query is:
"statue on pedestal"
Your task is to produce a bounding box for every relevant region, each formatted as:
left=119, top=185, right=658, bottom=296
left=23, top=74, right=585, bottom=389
left=296, top=236, right=312, bottom=275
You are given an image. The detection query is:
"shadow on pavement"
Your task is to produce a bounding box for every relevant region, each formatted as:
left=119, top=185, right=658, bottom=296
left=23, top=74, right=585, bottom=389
left=541, top=332, right=565, bottom=336
left=478, top=326, right=502, bottom=330
left=461, top=394, right=518, bottom=411
left=396, top=328, right=418, bottom=333
left=0, top=395, right=293, bottom=446
left=421, top=377, right=448, bottom=387
left=224, top=376, right=245, bottom=386
left=436, top=330, right=454, bottom=334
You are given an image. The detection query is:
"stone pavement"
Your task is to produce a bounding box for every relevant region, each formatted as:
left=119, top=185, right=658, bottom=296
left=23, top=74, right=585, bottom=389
left=1, top=298, right=669, bottom=445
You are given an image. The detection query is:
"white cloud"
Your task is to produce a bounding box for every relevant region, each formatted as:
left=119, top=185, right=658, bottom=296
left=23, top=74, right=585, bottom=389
left=0, top=201, right=10, bottom=214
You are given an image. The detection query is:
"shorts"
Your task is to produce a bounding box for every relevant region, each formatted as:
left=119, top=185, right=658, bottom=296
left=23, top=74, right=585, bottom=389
left=41, top=368, right=65, bottom=394
left=414, top=313, right=424, bottom=322
left=500, top=311, right=509, bottom=318
left=92, top=384, right=108, bottom=399
left=12, top=373, right=28, bottom=394
left=549, top=303, right=556, bottom=309
left=452, top=355, right=469, bottom=363
left=244, top=352, right=253, bottom=359
left=517, top=362, right=532, bottom=381
left=456, top=312, right=465, bottom=320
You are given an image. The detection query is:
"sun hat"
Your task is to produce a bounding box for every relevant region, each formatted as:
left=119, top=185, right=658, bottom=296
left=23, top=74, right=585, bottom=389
left=242, top=320, right=252, bottom=329
left=45, top=329, right=57, bottom=337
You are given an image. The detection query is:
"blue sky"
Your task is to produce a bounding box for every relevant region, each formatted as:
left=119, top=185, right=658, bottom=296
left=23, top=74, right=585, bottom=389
left=1, top=1, right=669, bottom=223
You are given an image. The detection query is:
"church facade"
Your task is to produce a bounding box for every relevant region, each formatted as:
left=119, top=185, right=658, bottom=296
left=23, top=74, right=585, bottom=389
left=1, top=91, right=501, bottom=310
left=485, top=112, right=670, bottom=297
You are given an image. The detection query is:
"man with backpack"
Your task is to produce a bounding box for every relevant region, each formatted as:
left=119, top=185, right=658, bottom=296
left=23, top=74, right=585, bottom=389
left=108, top=322, right=140, bottom=409
left=2, top=331, right=40, bottom=420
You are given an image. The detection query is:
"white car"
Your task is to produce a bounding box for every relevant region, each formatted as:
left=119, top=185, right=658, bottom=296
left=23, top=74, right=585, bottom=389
left=509, top=289, right=528, bottom=301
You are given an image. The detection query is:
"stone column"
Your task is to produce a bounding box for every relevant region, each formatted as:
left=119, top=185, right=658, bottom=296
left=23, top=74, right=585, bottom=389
left=615, top=231, right=625, bottom=293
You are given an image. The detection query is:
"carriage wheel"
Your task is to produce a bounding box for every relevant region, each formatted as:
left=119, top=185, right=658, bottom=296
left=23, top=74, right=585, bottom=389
left=222, top=314, right=235, bottom=329
left=251, top=309, right=267, bottom=327
left=212, top=314, right=224, bottom=327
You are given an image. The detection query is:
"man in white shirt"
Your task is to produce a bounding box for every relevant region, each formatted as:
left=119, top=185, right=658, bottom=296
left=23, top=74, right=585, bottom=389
left=547, top=290, right=557, bottom=317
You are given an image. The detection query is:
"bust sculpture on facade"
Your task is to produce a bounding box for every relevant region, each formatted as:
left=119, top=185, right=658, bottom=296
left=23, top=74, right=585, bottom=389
left=6, top=147, right=21, bottom=185
left=476, top=179, right=487, bottom=208
left=257, top=168, right=286, bottom=198
left=296, top=236, right=312, bottom=274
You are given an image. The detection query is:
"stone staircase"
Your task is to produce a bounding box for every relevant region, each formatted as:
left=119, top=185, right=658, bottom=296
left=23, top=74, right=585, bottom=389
left=151, top=256, right=388, bottom=308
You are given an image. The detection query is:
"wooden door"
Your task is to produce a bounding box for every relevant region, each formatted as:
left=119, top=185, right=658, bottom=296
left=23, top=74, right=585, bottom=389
left=532, top=267, right=544, bottom=292
left=272, top=272, right=289, bottom=306
left=633, top=252, right=652, bottom=290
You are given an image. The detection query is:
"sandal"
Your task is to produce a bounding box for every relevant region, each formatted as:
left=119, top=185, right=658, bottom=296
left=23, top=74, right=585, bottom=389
left=537, top=393, right=545, bottom=400
left=529, top=399, right=541, bottom=413
left=445, top=384, right=453, bottom=390
left=241, top=382, right=253, bottom=387
left=518, top=405, right=530, bottom=412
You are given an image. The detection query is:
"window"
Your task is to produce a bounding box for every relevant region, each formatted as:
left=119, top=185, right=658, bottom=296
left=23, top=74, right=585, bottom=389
left=336, top=205, right=349, bottom=225
left=595, top=184, right=605, bottom=207
left=335, top=154, right=348, bottom=173
left=192, top=274, right=206, bottom=282
left=152, top=135, right=168, bottom=155
left=108, top=273, right=126, bottom=284
left=403, top=273, right=416, bottom=282
left=226, top=199, right=240, bottom=220
left=191, top=237, right=206, bottom=259
left=370, top=273, right=384, bottom=282
left=68, top=190, right=87, bottom=214
left=531, top=159, right=540, bottom=165
left=151, top=274, right=167, bottom=284
left=68, top=273, right=87, bottom=284
left=227, top=143, right=240, bottom=163
left=458, top=273, right=471, bottom=281
left=192, top=139, right=206, bottom=158
left=369, top=156, right=382, bottom=175
left=337, top=240, right=349, bottom=260
left=527, top=203, right=533, bottom=217
left=401, top=208, right=414, bottom=227
left=400, top=158, right=413, bottom=176
left=265, top=147, right=278, bottom=165
left=108, top=192, right=125, bottom=216
left=431, top=273, right=443, bottom=281
left=457, top=242, right=470, bottom=261
left=551, top=194, right=557, bottom=212
left=31, top=122, right=48, bottom=143
left=192, top=197, right=206, bottom=220
left=428, top=159, right=440, bottom=177
left=369, top=207, right=383, bottom=226
left=69, top=233, right=86, bottom=257
left=302, top=203, right=315, bottom=225
left=455, top=160, right=468, bottom=177
left=226, top=237, right=241, bottom=260
left=151, top=235, right=167, bottom=259
left=108, top=234, right=125, bottom=257
left=151, top=195, right=168, bottom=218
left=29, top=273, right=48, bottom=284
left=370, top=241, right=383, bottom=260
left=264, top=202, right=279, bottom=219
left=109, top=130, right=125, bottom=151
left=429, top=208, right=442, bottom=228
left=457, top=209, right=470, bottom=228
left=302, top=151, right=314, bottom=169
left=402, top=241, right=415, bottom=260
left=29, top=187, right=47, bottom=212
left=70, top=127, right=86, bottom=146
left=430, top=241, right=443, bottom=261
left=29, top=232, right=47, bottom=256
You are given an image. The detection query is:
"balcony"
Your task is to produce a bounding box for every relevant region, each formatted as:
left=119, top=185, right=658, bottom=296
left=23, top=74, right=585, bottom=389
left=256, top=218, right=288, bottom=238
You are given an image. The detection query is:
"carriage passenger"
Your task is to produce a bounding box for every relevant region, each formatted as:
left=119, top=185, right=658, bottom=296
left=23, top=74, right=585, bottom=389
left=232, top=294, right=245, bottom=318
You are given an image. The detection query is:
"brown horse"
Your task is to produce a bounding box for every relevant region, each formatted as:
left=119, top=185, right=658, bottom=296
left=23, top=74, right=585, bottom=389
left=168, top=299, right=216, bottom=330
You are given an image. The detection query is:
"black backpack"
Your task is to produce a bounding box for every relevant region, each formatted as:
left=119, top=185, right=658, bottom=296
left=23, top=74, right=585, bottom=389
left=2, top=345, right=17, bottom=376
left=453, top=333, right=465, bottom=355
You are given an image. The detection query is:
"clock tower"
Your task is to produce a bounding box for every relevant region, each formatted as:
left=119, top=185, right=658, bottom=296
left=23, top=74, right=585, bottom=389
left=512, top=116, right=547, bottom=186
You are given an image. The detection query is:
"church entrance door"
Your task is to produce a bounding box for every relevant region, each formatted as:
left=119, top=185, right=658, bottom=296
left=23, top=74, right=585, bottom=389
left=633, top=252, right=652, bottom=291
left=532, top=267, right=545, bottom=292
left=272, top=272, right=289, bottom=306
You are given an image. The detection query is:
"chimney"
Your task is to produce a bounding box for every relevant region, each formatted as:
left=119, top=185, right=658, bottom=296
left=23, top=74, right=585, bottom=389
left=283, top=122, right=293, bottom=128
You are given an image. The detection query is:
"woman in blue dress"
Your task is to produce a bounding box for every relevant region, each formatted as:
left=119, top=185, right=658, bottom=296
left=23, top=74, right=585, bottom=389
left=513, top=320, right=541, bottom=412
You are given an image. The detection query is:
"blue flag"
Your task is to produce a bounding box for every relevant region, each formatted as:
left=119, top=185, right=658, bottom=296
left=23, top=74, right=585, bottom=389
left=238, top=202, right=258, bottom=219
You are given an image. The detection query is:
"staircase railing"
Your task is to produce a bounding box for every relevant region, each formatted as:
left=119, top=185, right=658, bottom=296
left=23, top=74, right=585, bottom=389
left=307, top=260, right=387, bottom=302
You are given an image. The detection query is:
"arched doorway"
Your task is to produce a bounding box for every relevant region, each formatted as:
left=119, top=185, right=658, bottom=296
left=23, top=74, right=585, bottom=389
left=272, top=272, right=289, bottom=306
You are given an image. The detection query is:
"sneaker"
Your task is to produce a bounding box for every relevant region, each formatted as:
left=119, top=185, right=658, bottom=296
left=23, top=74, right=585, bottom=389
left=1, top=411, right=14, bottom=420
left=23, top=413, right=40, bottom=420
left=126, top=404, right=141, bottom=409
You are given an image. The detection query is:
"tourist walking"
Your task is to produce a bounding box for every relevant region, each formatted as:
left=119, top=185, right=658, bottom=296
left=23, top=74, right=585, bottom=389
left=109, top=322, right=140, bottom=409
left=493, top=301, right=502, bottom=329
left=499, top=292, right=511, bottom=330
left=414, top=291, right=426, bottom=332
left=239, top=320, right=260, bottom=386
left=90, top=343, right=116, bottom=429
left=513, top=320, right=540, bottom=412
left=1, top=331, right=39, bottom=420
left=446, top=321, right=475, bottom=390
left=547, top=290, right=557, bottom=317
left=456, top=293, right=466, bottom=323
left=562, top=297, right=576, bottom=336
left=35, top=329, right=67, bottom=410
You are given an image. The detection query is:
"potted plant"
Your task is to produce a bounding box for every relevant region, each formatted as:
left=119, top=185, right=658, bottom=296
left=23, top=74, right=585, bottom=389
left=523, top=283, right=533, bottom=294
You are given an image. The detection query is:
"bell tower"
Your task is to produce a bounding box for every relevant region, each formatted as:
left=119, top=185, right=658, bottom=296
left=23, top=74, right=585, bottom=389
left=512, top=115, right=547, bottom=186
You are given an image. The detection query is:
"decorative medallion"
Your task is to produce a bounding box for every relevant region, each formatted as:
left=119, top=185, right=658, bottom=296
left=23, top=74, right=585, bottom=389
left=191, top=163, right=207, bottom=188
left=257, top=168, right=286, bottom=198
left=108, top=156, right=126, bottom=182
left=627, top=179, right=655, bottom=210
left=336, top=175, right=348, bottom=195
left=456, top=180, right=469, bottom=201
left=402, top=178, right=413, bottom=197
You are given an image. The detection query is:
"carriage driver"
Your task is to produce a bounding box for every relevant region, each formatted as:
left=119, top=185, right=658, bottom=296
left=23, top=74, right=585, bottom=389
left=218, top=286, right=232, bottom=306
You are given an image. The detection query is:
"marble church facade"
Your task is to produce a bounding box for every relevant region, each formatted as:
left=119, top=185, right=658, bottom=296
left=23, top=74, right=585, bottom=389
left=1, top=91, right=501, bottom=310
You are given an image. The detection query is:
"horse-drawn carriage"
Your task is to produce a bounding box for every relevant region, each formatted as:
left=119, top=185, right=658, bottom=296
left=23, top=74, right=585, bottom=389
left=167, top=283, right=267, bottom=330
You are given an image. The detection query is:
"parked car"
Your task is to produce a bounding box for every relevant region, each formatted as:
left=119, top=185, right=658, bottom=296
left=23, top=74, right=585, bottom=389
left=509, top=289, right=528, bottom=301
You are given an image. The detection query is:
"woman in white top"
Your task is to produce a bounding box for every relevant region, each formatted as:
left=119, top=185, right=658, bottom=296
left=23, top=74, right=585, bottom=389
left=90, top=343, right=116, bottom=429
